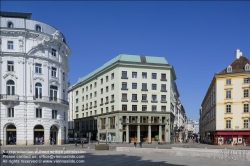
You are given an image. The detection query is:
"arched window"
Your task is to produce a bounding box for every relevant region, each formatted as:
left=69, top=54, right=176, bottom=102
left=7, top=80, right=15, bottom=95
left=7, top=22, right=14, bottom=28
left=35, top=83, right=42, bottom=99
left=50, top=85, right=58, bottom=101
left=36, top=25, right=41, bottom=32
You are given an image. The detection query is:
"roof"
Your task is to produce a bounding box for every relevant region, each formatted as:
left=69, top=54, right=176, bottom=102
left=76, top=54, right=169, bottom=84
left=217, top=56, right=250, bottom=74
left=0, top=11, right=32, bottom=19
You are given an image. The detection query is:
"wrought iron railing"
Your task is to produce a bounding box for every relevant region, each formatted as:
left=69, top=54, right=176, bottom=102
left=0, top=94, right=19, bottom=101
left=33, top=96, right=69, bottom=105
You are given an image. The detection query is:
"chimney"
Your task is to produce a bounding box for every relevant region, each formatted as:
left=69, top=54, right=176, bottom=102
left=235, top=48, right=242, bottom=59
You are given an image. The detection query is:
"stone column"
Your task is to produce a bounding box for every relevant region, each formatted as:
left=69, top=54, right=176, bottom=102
left=148, top=125, right=151, bottom=143
left=137, top=125, right=140, bottom=142
left=126, top=125, right=129, bottom=143
left=159, top=125, right=162, bottom=142
left=165, top=124, right=168, bottom=143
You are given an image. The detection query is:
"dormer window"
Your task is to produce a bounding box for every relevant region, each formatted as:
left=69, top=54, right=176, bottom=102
left=227, top=66, right=232, bottom=73
left=7, top=22, right=14, bottom=28
left=245, top=64, right=250, bottom=71
left=36, top=25, right=41, bottom=32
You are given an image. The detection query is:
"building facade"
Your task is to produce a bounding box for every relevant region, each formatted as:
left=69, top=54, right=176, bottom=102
left=187, top=119, right=199, bottom=139
left=68, top=54, right=183, bottom=144
left=200, top=49, right=250, bottom=145
left=0, top=11, right=71, bottom=145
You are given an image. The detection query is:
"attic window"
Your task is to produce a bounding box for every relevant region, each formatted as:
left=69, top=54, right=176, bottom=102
left=245, top=64, right=250, bottom=71
left=227, top=66, right=232, bottom=73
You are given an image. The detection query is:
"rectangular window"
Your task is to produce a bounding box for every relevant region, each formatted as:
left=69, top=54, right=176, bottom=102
left=35, top=63, right=42, bottom=74
left=161, top=84, right=166, bottom=91
left=82, top=88, right=84, bottom=93
left=226, top=105, right=231, bottom=113
left=132, top=72, right=137, bottom=78
left=244, top=120, right=249, bottom=128
left=36, top=109, right=42, bottom=118
left=111, top=73, right=114, bottom=80
left=111, top=95, right=114, bottom=101
left=152, top=84, right=157, bottom=90
left=142, top=83, right=147, bottom=90
left=132, top=105, right=137, bottom=111
left=122, top=93, right=127, bottom=100
left=226, top=79, right=231, bottom=85
left=132, top=94, right=137, bottom=100
left=8, top=41, right=14, bottom=50
left=132, top=83, right=137, bottom=89
left=142, top=94, right=147, bottom=100
left=111, top=84, right=114, bottom=90
left=94, top=91, right=97, bottom=97
left=152, top=105, right=157, bottom=112
left=101, top=98, right=103, bottom=104
left=63, top=72, right=65, bottom=81
left=7, top=61, right=14, bottom=71
left=226, top=90, right=231, bottom=98
left=76, top=106, right=79, bottom=112
left=86, top=95, right=88, bottom=100
left=226, top=120, right=231, bottom=128
left=161, top=74, right=166, bottom=80
left=244, top=89, right=249, bottom=97
left=52, top=49, right=57, bottom=57
left=52, top=110, right=57, bottom=119
left=142, top=72, right=147, bottom=79
left=8, top=108, right=14, bottom=117
left=86, top=86, right=88, bottom=92
left=111, top=105, right=114, bottom=112
left=76, top=91, right=78, bottom=96
left=122, top=71, right=127, bottom=78
left=90, top=93, right=92, bottom=99
left=122, top=82, right=127, bottom=89
left=101, top=88, right=103, bottom=94
left=76, top=99, right=78, bottom=103
left=161, top=95, right=166, bottom=101
left=101, top=78, right=103, bottom=84
left=122, top=105, right=127, bottom=111
left=106, top=86, right=108, bottom=92
left=152, top=73, right=157, bottom=79
left=106, top=76, right=108, bottom=82
left=51, top=67, right=57, bottom=77
left=244, top=78, right=249, bottom=84
left=142, top=105, right=147, bottom=111
left=161, top=106, right=166, bottom=112
left=106, top=107, right=108, bottom=113
left=244, top=104, right=249, bottom=113
left=106, top=97, right=109, bottom=103
left=152, top=95, right=157, bottom=101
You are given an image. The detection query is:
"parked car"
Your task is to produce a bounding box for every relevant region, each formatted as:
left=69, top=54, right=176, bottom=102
left=78, top=138, right=88, bottom=143
left=68, top=137, right=75, bottom=143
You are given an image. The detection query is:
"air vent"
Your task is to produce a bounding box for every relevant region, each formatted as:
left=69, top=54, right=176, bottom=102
left=140, top=56, right=146, bottom=63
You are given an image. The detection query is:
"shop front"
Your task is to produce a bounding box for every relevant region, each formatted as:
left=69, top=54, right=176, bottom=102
left=214, top=130, right=250, bottom=145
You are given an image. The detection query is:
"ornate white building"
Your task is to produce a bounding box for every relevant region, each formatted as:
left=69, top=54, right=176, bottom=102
left=0, top=11, right=71, bottom=145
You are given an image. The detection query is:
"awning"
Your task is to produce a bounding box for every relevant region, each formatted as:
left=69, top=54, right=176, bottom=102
left=216, top=131, right=250, bottom=136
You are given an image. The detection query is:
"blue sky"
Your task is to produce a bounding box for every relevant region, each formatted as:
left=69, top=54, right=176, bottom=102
left=2, top=1, right=250, bottom=120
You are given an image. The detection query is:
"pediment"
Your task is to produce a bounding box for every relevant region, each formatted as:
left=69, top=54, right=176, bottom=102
left=3, top=73, right=18, bottom=79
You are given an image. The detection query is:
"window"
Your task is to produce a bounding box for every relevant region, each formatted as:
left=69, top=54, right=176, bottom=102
left=86, top=86, right=88, bottom=92
left=86, top=95, right=88, bottom=100
left=132, top=72, right=137, bottom=78
left=142, top=72, right=147, bottom=79
left=111, top=84, right=114, bottom=90
left=111, top=95, right=114, bottom=101
left=7, top=61, right=14, bottom=71
left=132, top=83, right=137, bottom=89
left=82, top=97, right=84, bottom=102
left=111, top=73, right=114, bottom=80
left=7, top=22, right=14, bottom=28
left=106, top=107, right=109, bottom=113
left=106, top=86, right=108, bottom=92
left=122, top=93, right=127, bottom=100
left=64, top=112, right=66, bottom=121
left=35, top=83, right=42, bottom=99
left=35, top=63, right=42, bottom=74
left=8, top=108, right=14, bottom=117
left=101, top=108, right=103, bottom=114
left=94, top=91, right=97, bottom=97
left=36, top=25, right=41, bottom=32
left=152, top=73, right=157, bottom=79
left=50, top=85, right=58, bottom=101
left=101, top=78, right=103, bottom=84
left=244, top=120, right=249, bottom=128
left=161, top=84, right=166, bottom=91
left=244, top=89, right=249, bottom=98
left=142, top=94, right=147, bottom=100
left=132, top=105, right=137, bottom=111
left=152, top=105, right=157, bottom=112
left=152, top=95, right=157, bottom=101
left=122, top=82, right=127, bottom=89
left=227, top=66, right=232, bottom=73
left=142, top=83, right=147, bottom=90
left=226, top=79, right=231, bottom=85
left=101, top=98, right=103, bottom=104
left=94, top=82, right=97, bottom=88
left=161, top=106, right=166, bottom=112
left=94, top=101, right=97, bottom=106
left=161, top=74, right=166, bottom=80
left=8, top=41, right=14, bottom=50
left=76, top=99, right=78, bottom=103
left=106, top=97, right=109, bottom=103
left=51, top=49, right=57, bottom=57
left=122, top=105, right=127, bottom=111
left=52, top=110, right=57, bottom=119
left=111, top=105, right=114, bottom=112
left=82, top=113, right=84, bottom=118
left=245, top=64, right=250, bottom=71
left=106, top=76, right=108, bottom=82
left=152, top=84, right=157, bottom=90
left=63, top=72, right=65, bottom=81
left=142, top=105, right=147, bottom=111
left=226, top=105, right=231, bottom=113
left=82, top=88, right=84, bottom=93
left=7, top=80, right=15, bottom=95
left=244, top=78, right=249, bottom=84
left=161, top=95, right=166, bottom=101
left=82, top=105, right=84, bottom=110
left=132, top=94, right=137, bottom=100
left=122, top=71, right=127, bottom=78
left=51, top=67, right=57, bottom=77
left=226, top=90, right=231, bottom=98
left=90, top=84, right=92, bottom=90
left=101, top=88, right=103, bottom=94
left=226, top=120, right=231, bottom=128
left=90, top=93, right=92, bottom=99
left=76, top=91, right=78, bottom=96
left=36, top=109, right=42, bottom=118
left=244, top=104, right=249, bottom=113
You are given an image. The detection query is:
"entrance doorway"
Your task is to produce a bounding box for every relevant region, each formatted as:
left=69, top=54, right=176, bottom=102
left=34, top=125, right=44, bottom=145
left=50, top=125, right=58, bottom=145
left=6, top=124, right=16, bottom=145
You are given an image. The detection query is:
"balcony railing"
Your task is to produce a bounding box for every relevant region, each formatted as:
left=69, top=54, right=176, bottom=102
left=0, top=94, right=19, bottom=101
left=33, top=96, right=69, bottom=105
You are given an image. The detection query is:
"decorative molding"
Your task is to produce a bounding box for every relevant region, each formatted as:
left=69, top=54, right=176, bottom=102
left=34, top=77, right=44, bottom=82
left=3, top=73, right=18, bottom=79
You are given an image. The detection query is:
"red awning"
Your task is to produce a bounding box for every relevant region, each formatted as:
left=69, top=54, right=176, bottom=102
left=216, top=131, right=250, bottom=136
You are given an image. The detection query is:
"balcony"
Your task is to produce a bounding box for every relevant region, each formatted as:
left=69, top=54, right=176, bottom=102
left=94, top=105, right=97, bottom=108
left=160, top=78, right=167, bottom=81
left=121, top=77, right=128, bottom=79
left=161, top=100, right=167, bottom=103
left=141, top=100, right=148, bottom=102
left=100, top=103, right=103, bottom=106
left=161, top=89, right=167, bottom=92
left=110, top=100, right=115, bottom=103
left=151, top=100, right=158, bottom=103
left=121, top=99, right=128, bottom=102
left=105, top=102, right=109, bottom=105
left=141, top=89, right=148, bottom=91
left=131, top=100, right=138, bottom=102
left=33, top=96, right=69, bottom=105
left=121, top=88, right=128, bottom=90
left=0, top=94, right=19, bottom=101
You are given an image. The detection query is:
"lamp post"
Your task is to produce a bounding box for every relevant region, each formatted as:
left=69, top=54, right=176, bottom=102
left=106, top=130, right=107, bottom=145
